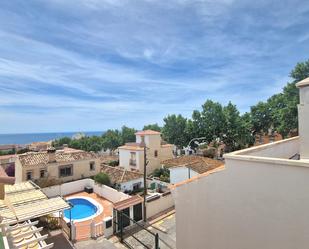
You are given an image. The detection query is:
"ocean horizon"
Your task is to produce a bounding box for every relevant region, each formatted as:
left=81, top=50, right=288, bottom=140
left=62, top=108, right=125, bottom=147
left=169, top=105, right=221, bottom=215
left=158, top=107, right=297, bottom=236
left=0, top=131, right=104, bottom=145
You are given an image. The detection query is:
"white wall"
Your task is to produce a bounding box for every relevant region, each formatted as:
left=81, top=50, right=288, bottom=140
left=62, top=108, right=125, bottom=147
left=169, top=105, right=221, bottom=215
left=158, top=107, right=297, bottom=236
left=169, top=167, right=199, bottom=184
left=42, top=178, right=129, bottom=203
left=120, top=178, right=144, bottom=192
left=119, top=149, right=144, bottom=171
left=172, top=157, right=309, bottom=249
left=237, top=137, right=299, bottom=159
left=146, top=193, right=174, bottom=219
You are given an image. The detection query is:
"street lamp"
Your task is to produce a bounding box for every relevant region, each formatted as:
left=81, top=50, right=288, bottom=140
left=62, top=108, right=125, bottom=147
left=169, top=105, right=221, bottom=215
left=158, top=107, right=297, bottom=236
left=187, top=137, right=207, bottom=151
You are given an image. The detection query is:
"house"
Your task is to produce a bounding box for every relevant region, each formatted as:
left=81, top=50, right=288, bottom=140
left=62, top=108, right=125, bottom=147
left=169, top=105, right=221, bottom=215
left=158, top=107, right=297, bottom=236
left=118, top=130, right=174, bottom=174
left=27, top=141, right=52, bottom=152
left=162, top=155, right=223, bottom=184
left=14, top=147, right=100, bottom=186
left=101, top=164, right=144, bottom=192
left=170, top=77, right=309, bottom=249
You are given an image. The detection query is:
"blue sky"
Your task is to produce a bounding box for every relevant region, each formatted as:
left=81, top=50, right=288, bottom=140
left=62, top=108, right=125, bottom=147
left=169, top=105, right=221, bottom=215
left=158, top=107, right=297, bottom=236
left=0, top=0, right=309, bottom=134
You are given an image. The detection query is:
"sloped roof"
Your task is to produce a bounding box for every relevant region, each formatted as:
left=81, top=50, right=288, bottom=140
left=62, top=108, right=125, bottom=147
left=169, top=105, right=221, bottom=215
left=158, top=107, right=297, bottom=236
left=135, top=130, right=161, bottom=135
left=18, top=150, right=98, bottom=167
left=114, top=195, right=143, bottom=210
left=101, top=164, right=143, bottom=184
left=162, top=155, right=223, bottom=174
left=118, top=145, right=144, bottom=151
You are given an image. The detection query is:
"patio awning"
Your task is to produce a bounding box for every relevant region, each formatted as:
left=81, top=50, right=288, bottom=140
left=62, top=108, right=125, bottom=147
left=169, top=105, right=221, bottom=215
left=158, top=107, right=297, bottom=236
left=114, top=195, right=143, bottom=211
left=0, top=181, right=70, bottom=225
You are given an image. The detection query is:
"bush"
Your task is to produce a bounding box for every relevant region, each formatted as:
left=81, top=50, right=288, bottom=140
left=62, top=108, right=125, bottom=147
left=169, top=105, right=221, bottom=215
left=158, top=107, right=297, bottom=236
left=94, top=172, right=111, bottom=186
left=107, top=160, right=119, bottom=167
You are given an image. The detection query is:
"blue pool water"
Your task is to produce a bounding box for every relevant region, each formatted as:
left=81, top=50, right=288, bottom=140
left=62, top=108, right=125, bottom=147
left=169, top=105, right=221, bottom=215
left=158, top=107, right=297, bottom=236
left=64, top=198, right=97, bottom=220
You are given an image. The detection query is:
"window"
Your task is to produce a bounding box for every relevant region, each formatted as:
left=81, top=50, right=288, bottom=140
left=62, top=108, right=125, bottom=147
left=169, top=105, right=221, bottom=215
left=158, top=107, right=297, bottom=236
left=59, top=165, right=73, bottom=177
left=26, top=171, right=32, bottom=181
left=154, top=150, right=158, bottom=157
left=133, top=182, right=141, bottom=191
left=130, top=152, right=136, bottom=166
left=90, top=161, right=95, bottom=171
left=141, top=136, right=145, bottom=143
left=40, top=169, right=45, bottom=178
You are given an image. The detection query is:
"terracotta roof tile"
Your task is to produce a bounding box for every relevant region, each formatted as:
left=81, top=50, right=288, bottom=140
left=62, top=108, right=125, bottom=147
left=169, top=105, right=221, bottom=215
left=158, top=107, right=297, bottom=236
left=118, top=145, right=144, bottom=151
left=101, top=164, right=143, bottom=184
left=18, top=150, right=98, bottom=167
left=162, top=155, right=223, bottom=174
left=135, top=130, right=161, bottom=135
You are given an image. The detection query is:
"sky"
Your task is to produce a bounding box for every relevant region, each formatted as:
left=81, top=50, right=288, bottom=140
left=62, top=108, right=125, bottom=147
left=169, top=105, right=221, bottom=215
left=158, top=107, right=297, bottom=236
left=0, top=0, right=309, bottom=134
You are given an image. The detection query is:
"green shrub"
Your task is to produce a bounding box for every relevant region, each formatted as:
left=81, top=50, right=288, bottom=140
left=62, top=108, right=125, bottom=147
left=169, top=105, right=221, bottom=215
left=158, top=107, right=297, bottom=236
left=94, top=172, right=111, bottom=186
left=107, top=160, right=119, bottom=167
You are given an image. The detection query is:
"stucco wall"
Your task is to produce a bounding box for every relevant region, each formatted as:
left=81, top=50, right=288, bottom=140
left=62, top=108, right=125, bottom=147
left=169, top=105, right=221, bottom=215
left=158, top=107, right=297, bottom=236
left=42, top=178, right=129, bottom=203
left=236, top=137, right=299, bottom=158
left=298, top=104, right=309, bottom=159
left=172, top=158, right=309, bottom=249
left=119, top=149, right=143, bottom=171
left=120, top=177, right=144, bottom=192
left=146, top=192, right=174, bottom=219
left=20, top=158, right=100, bottom=182
left=169, top=167, right=199, bottom=184
left=14, top=158, right=23, bottom=183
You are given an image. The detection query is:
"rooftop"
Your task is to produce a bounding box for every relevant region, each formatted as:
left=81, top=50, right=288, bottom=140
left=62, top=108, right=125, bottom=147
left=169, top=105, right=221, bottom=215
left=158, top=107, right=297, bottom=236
left=18, top=150, right=98, bottom=167
left=162, top=155, right=224, bottom=174
left=135, top=130, right=161, bottom=136
left=118, top=144, right=144, bottom=151
left=101, top=164, right=143, bottom=183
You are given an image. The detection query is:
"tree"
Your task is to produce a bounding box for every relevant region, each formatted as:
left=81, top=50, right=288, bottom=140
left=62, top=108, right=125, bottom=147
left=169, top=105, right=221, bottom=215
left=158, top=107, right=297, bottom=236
left=120, top=126, right=136, bottom=144
left=102, top=129, right=122, bottom=150
left=191, top=100, right=225, bottom=143
left=52, top=137, right=72, bottom=148
left=222, top=102, right=252, bottom=151
left=290, top=59, right=309, bottom=82
left=94, top=172, right=111, bottom=186
left=250, top=101, right=272, bottom=136
left=162, top=114, right=189, bottom=148
left=143, top=123, right=162, bottom=132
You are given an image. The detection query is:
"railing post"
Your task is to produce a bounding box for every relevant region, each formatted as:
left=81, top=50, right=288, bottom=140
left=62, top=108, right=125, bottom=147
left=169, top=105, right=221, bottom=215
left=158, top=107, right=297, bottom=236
left=91, top=219, right=96, bottom=238
left=71, top=221, right=76, bottom=241
left=155, top=233, right=159, bottom=249
left=120, top=211, right=123, bottom=243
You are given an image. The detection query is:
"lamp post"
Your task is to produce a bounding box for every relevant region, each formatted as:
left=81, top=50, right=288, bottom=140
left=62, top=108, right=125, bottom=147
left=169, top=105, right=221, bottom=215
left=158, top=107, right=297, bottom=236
left=186, top=137, right=206, bottom=179
left=187, top=137, right=207, bottom=152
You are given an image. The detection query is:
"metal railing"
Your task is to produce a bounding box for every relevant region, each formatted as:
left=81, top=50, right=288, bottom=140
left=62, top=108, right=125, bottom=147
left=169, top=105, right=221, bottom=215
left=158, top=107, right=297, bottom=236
left=114, top=209, right=159, bottom=249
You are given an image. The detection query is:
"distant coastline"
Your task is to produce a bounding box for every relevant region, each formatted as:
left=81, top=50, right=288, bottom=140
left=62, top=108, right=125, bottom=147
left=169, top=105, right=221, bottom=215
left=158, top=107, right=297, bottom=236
left=0, top=131, right=104, bottom=145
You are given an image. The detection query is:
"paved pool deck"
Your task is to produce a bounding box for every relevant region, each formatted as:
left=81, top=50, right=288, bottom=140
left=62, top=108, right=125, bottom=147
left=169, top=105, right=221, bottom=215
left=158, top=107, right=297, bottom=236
left=65, top=192, right=113, bottom=241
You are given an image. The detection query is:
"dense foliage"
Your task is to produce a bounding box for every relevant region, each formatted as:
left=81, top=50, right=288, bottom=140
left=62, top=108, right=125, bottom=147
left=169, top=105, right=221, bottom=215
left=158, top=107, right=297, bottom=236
left=51, top=59, right=309, bottom=154
left=94, top=172, right=111, bottom=186
left=52, top=125, right=136, bottom=152
left=153, top=167, right=170, bottom=182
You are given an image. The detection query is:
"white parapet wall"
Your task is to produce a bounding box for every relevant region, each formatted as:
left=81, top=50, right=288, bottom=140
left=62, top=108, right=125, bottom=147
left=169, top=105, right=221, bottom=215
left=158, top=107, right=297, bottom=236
left=146, top=192, right=174, bottom=219
left=42, top=178, right=129, bottom=203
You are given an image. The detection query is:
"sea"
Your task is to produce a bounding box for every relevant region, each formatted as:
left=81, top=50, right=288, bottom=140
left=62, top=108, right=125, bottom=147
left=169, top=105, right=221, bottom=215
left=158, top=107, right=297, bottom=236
left=0, top=131, right=104, bottom=145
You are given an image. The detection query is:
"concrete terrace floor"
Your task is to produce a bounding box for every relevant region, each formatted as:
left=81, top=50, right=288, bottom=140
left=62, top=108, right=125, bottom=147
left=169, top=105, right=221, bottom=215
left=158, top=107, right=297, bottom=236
left=65, top=192, right=113, bottom=241
left=123, top=213, right=176, bottom=249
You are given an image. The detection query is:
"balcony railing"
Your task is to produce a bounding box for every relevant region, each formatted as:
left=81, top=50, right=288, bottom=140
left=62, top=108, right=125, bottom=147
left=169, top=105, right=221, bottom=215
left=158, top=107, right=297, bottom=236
left=130, top=159, right=136, bottom=166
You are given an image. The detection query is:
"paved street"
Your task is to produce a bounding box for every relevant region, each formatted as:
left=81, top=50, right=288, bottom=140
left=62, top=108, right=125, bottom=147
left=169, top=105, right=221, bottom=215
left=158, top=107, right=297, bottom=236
left=123, top=213, right=176, bottom=249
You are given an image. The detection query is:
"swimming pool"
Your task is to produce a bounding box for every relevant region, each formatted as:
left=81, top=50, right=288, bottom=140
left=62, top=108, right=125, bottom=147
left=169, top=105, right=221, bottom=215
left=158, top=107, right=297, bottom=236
left=64, top=196, right=103, bottom=222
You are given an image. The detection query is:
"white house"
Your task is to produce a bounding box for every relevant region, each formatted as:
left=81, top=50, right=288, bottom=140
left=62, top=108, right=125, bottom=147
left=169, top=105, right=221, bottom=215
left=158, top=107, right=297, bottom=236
left=162, top=155, right=223, bottom=184
left=101, top=164, right=144, bottom=193
left=118, top=130, right=174, bottom=174
left=170, top=77, right=309, bottom=249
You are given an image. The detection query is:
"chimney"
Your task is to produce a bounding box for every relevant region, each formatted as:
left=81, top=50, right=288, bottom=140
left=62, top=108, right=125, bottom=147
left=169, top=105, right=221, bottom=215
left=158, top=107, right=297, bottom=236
left=47, top=147, right=57, bottom=163
left=296, top=77, right=309, bottom=159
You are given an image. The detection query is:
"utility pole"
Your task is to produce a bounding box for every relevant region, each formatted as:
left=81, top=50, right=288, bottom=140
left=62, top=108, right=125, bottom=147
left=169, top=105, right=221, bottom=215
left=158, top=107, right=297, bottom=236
left=143, top=144, right=148, bottom=222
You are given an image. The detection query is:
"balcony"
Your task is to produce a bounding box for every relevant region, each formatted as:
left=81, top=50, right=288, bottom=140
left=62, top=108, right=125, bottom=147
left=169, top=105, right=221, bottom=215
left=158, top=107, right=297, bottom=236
left=130, top=159, right=136, bottom=166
